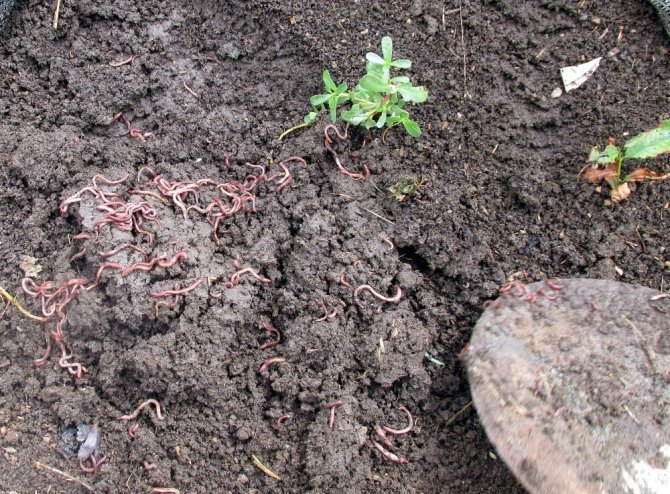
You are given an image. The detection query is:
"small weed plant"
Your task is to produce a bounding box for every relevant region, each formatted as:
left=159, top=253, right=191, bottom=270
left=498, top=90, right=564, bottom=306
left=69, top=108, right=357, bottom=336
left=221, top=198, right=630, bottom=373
left=583, top=119, right=670, bottom=203
left=388, top=176, right=425, bottom=201
left=303, top=37, right=428, bottom=137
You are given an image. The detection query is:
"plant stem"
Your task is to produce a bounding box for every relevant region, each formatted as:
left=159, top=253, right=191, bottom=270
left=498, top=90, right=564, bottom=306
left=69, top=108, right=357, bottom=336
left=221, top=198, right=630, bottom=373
left=0, top=285, right=46, bottom=322
left=278, top=122, right=311, bottom=141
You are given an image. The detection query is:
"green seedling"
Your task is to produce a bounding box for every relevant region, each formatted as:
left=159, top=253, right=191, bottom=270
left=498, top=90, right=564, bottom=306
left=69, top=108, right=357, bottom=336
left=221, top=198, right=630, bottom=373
left=302, top=37, right=428, bottom=137
left=583, top=120, right=670, bottom=203
left=388, top=176, right=425, bottom=201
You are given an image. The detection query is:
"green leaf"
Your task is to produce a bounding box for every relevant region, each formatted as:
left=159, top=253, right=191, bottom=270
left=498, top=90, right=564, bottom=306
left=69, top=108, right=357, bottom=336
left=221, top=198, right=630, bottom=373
left=328, top=95, right=338, bottom=123
left=365, top=53, right=385, bottom=65
left=391, top=76, right=410, bottom=84
left=623, top=120, right=670, bottom=160
left=402, top=119, right=421, bottom=137
left=304, top=111, right=318, bottom=124
left=310, top=93, right=330, bottom=106
left=390, top=59, right=411, bottom=69
left=588, top=143, right=620, bottom=164
left=398, top=86, right=428, bottom=103
left=376, top=111, right=387, bottom=128
left=381, top=36, right=393, bottom=62
left=336, top=83, right=348, bottom=93
left=322, top=70, right=337, bottom=92
left=359, top=74, right=391, bottom=93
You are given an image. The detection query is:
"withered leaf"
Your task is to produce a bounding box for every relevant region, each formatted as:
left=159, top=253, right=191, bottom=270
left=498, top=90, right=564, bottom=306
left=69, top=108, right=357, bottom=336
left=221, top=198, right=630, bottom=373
left=582, top=163, right=618, bottom=184
left=610, top=183, right=631, bottom=203
left=625, top=167, right=670, bottom=182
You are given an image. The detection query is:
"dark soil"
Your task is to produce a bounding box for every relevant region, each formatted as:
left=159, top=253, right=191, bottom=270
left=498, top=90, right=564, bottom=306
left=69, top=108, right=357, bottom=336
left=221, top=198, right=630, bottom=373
left=0, top=1, right=668, bottom=493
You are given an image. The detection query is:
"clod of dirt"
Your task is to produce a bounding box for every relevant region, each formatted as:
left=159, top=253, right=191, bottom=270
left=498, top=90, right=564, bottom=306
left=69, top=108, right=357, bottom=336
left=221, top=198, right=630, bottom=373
left=466, top=279, right=670, bottom=494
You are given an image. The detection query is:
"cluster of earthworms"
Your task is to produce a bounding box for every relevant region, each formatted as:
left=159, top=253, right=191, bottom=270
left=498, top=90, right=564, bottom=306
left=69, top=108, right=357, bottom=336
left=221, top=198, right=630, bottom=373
left=18, top=159, right=307, bottom=379
left=483, top=279, right=564, bottom=310
left=371, top=406, right=414, bottom=464
left=20, top=277, right=90, bottom=378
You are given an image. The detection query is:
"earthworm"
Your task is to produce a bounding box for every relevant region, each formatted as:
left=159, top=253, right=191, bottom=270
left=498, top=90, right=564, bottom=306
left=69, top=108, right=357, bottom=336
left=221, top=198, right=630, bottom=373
left=382, top=406, right=414, bottom=436
left=137, top=166, right=157, bottom=182
left=108, top=54, right=139, bottom=67
left=375, top=425, right=393, bottom=448
left=79, top=455, right=107, bottom=474
left=89, top=262, right=123, bottom=289
left=143, top=461, right=158, bottom=471
left=117, top=113, right=153, bottom=142
left=128, top=423, right=139, bottom=439
left=324, top=124, right=371, bottom=180
left=227, top=267, right=271, bottom=287
left=69, top=248, right=87, bottom=262
left=499, top=281, right=530, bottom=298
left=323, top=400, right=344, bottom=428
left=274, top=415, right=292, bottom=431
left=383, top=237, right=395, bottom=250
left=118, top=399, right=165, bottom=421
left=339, top=272, right=353, bottom=289
left=121, top=251, right=187, bottom=276
left=92, top=173, right=130, bottom=188
left=545, top=279, right=564, bottom=291
left=313, top=303, right=338, bottom=322
left=149, top=278, right=204, bottom=298
left=354, top=284, right=403, bottom=304
left=98, top=243, right=150, bottom=261
left=371, top=439, right=408, bottom=464
left=149, top=489, right=180, bottom=494
left=72, top=233, right=92, bottom=241
left=259, top=357, right=286, bottom=374
left=259, top=322, right=281, bottom=350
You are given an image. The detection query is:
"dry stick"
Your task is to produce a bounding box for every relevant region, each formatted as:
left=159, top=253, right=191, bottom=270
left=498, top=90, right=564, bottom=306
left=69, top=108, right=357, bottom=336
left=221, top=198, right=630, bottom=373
left=251, top=454, right=281, bottom=481
left=53, top=0, right=63, bottom=30
left=459, top=1, right=470, bottom=98
left=32, top=459, right=94, bottom=492
left=118, top=399, right=165, bottom=421
left=444, top=401, right=473, bottom=428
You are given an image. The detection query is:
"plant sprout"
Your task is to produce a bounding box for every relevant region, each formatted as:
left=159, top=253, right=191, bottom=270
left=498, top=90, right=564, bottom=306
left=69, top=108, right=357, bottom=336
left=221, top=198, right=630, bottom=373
left=303, top=37, right=428, bottom=137
left=583, top=120, right=670, bottom=203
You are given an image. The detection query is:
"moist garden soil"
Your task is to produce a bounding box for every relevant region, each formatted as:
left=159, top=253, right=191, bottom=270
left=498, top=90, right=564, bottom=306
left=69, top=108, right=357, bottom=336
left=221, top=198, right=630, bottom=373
left=0, top=0, right=668, bottom=493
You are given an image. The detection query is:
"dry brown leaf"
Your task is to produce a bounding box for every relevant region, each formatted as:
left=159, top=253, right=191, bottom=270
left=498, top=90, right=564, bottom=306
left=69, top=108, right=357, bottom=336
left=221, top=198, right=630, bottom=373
left=610, top=182, right=631, bottom=203
left=626, top=167, right=670, bottom=182
left=19, top=255, right=42, bottom=277
left=582, top=163, right=617, bottom=184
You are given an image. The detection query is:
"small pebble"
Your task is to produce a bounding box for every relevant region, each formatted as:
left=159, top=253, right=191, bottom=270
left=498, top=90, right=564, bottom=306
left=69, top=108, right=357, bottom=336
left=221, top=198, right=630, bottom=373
left=550, top=87, right=562, bottom=98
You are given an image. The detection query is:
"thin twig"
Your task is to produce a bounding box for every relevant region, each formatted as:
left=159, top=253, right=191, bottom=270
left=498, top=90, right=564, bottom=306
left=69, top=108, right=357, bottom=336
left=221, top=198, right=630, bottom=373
left=33, top=459, right=94, bottom=492
left=444, top=401, right=473, bottom=427
left=53, top=0, right=63, bottom=31
left=251, top=454, right=281, bottom=480
left=459, top=1, right=470, bottom=98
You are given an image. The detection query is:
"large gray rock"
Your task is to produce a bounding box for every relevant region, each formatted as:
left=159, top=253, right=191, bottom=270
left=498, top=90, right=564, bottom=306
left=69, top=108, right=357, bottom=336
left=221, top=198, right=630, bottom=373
left=0, top=0, right=15, bottom=30
left=649, top=0, right=670, bottom=36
